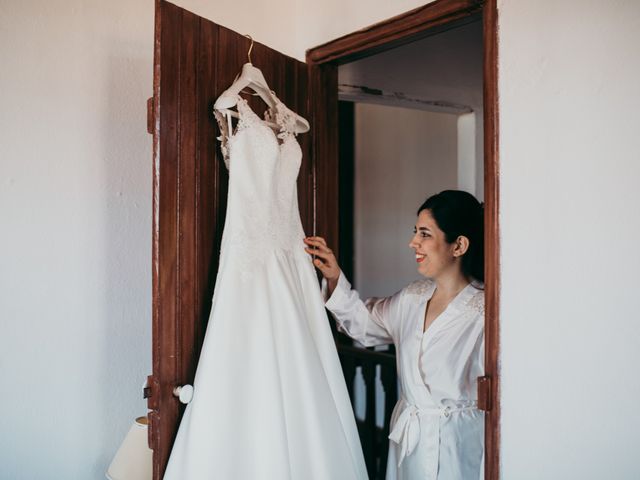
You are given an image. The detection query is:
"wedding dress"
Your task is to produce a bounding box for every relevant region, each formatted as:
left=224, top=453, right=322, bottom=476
left=163, top=93, right=368, bottom=480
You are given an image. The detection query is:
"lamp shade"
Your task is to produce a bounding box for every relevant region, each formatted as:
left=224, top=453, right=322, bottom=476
left=106, top=416, right=153, bottom=480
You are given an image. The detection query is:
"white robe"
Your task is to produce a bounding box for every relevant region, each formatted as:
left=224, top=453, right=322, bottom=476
left=322, top=273, right=485, bottom=480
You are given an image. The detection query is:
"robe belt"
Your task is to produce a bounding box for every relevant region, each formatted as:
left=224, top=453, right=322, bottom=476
left=388, top=398, right=478, bottom=467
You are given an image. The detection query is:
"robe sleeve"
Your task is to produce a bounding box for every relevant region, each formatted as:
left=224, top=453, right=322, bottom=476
left=321, top=271, right=399, bottom=347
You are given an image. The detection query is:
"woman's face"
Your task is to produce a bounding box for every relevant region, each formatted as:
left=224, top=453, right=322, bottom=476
left=409, top=209, right=459, bottom=279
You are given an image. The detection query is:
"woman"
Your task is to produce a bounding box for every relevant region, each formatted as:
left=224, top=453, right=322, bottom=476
left=303, top=190, right=485, bottom=480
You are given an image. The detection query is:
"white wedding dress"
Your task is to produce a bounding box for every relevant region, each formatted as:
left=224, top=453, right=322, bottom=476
left=163, top=94, right=368, bottom=480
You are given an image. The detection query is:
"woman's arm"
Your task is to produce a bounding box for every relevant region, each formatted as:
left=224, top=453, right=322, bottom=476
left=304, top=237, right=398, bottom=347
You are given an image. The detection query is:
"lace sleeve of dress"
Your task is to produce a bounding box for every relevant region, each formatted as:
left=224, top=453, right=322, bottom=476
left=213, top=109, right=231, bottom=169
left=264, top=99, right=300, bottom=140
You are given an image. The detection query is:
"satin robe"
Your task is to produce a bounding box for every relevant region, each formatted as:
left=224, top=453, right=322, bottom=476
left=322, top=273, right=485, bottom=480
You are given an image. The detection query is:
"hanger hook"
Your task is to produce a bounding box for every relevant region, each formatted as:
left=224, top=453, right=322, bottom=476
left=245, top=34, right=254, bottom=64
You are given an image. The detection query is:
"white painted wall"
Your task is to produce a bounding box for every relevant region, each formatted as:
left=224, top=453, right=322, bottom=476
left=498, top=1, right=640, bottom=478
left=0, top=1, right=156, bottom=478
left=353, top=103, right=458, bottom=298
left=3, top=0, right=640, bottom=478
left=457, top=112, right=478, bottom=196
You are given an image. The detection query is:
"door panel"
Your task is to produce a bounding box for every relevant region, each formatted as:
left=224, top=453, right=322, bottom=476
left=309, top=64, right=338, bottom=254
left=148, top=1, right=311, bottom=478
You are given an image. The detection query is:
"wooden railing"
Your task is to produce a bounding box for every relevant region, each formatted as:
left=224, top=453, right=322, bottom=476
left=337, top=344, right=398, bottom=480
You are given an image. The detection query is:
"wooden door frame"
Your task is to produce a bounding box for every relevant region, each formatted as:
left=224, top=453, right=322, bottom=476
left=306, top=0, right=500, bottom=478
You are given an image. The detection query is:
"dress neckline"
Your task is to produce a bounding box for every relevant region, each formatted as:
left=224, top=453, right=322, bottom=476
left=213, top=93, right=300, bottom=166
left=234, top=94, right=297, bottom=142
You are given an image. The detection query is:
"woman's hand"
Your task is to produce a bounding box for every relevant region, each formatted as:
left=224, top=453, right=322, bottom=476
left=304, top=236, right=340, bottom=295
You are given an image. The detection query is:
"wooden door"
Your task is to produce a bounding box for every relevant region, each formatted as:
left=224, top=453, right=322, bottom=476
left=146, top=1, right=321, bottom=477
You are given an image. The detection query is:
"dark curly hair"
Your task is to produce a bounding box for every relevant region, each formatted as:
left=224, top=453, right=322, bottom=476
left=417, top=190, right=484, bottom=283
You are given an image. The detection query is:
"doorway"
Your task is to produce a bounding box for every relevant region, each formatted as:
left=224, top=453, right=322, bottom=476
left=306, top=0, right=499, bottom=478
left=321, top=16, right=487, bottom=479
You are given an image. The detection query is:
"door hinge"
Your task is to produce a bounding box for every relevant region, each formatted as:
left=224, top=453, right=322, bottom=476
left=477, top=375, right=492, bottom=412
left=145, top=375, right=160, bottom=452
left=147, top=97, right=154, bottom=135
left=144, top=374, right=160, bottom=410
left=147, top=410, right=159, bottom=452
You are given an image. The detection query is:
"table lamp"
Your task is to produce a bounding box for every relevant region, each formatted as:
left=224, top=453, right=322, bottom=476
left=106, top=416, right=152, bottom=480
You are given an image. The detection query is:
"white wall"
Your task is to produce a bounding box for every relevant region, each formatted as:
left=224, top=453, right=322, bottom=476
left=498, top=1, right=640, bottom=478
left=0, top=1, right=155, bottom=478
left=3, top=0, right=640, bottom=478
left=353, top=103, right=458, bottom=298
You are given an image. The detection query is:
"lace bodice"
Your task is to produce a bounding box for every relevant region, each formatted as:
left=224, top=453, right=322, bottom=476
left=213, top=94, right=307, bottom=272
